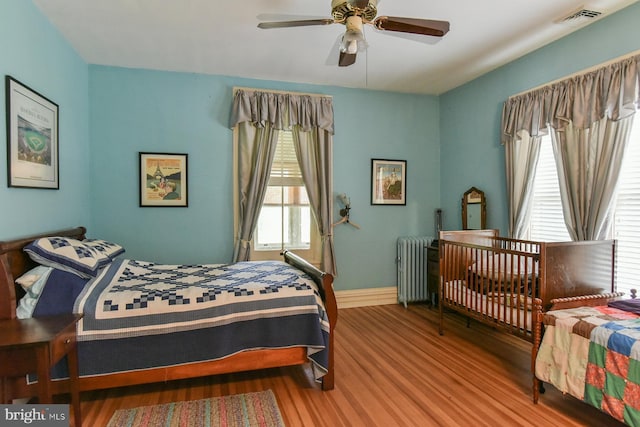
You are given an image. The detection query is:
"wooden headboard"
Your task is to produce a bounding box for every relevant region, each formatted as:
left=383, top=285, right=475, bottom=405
left=0, top=226, right=86, bottom=319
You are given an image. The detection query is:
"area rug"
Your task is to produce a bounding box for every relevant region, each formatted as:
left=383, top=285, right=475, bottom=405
left=107, top=390, right=285, bottom=427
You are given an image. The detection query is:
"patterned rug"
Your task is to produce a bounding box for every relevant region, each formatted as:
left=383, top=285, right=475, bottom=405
left=107, top=390, right=285, bottom=427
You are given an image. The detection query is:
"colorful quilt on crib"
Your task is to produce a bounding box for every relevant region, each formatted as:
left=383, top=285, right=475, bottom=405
left=585, top=319, right=640, bottom=426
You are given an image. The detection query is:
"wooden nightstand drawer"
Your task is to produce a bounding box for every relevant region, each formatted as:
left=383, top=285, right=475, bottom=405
left=51, top=328, right=76, bottom=363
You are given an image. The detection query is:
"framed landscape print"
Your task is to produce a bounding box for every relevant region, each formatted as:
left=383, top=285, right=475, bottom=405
left=371, top=159, right=406, bottom=205
left=5, top=76, right=59, bottom=189
left=139, top=152, right=188, bottom=207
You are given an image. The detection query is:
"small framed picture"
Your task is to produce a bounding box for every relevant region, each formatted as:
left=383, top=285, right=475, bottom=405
left=5, top=76, right=59, bottom=189
left=139, top=152, right=188, bottom=207
left=371, top=159, right=406, bottom=205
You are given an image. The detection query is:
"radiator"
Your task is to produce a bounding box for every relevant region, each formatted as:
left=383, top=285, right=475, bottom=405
left=397, top=236, right=433, bottom=307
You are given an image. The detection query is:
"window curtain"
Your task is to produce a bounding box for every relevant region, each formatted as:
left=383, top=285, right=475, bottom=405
left=504, top=130, right=541, bottom=238
left=550, top=116, right=634, bottom=240
left=232, top=120, right=279, bottom=262
left=230, top=89, right=337, bottom=275
left=502, top=54, right=640, bottom=240
left=291, top=125, right=336, bottom=277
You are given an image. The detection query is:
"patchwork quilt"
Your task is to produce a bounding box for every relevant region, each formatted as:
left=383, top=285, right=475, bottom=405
left=536, top=305, right=640, bottom=426
left=585, top=319, right=640, bottom=425
left=39, top=259, right=330, bottom=380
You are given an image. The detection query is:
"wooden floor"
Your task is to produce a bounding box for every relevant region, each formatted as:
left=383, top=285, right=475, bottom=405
left=71, top=304, right=624, bottom=426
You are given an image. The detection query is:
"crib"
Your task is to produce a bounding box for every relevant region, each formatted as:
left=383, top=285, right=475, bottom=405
left=437, top=229, right=616, bottom=402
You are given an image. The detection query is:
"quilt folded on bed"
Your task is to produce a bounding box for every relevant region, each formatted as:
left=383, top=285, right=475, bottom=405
left=608, top=299, right=640, bottom=315
left=585, top=319, right=640, bottom=425
left=36, top=259, right=330, bottom=381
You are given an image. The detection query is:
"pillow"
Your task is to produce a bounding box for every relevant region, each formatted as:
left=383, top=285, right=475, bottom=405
left=17, top=268, right=87, bottom=319
left=16, top=292, right=39, bottom=319
left=24, top=236, right=111, bottom=278
left=83, top=238, right=125, bottom=259
left=15, top=265, right=54, bottom=297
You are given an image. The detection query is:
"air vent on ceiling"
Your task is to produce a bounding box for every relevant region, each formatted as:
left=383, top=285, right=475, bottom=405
left=558, top=8, right=603, bottom=25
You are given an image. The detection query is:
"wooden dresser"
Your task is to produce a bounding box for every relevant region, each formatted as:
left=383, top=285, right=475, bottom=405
left=426, top=242, right=439, bottom=305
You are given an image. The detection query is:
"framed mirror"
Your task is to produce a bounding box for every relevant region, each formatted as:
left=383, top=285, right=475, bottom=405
left=461, top=187, right=486, bottom=230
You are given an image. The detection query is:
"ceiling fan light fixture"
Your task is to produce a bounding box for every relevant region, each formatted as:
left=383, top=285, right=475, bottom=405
left=340, top=38, right=358, bottom=54
left=340, top=15, right=365, bottom=54
left=344, top=15, right=364, bottom=40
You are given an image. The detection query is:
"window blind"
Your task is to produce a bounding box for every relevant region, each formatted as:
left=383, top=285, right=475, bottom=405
left=613, top=122, right=640, bottom=296
left=530, top=136, right=570, bottom=242
left=269, top=131, right=303, bottom=187
left=529, top=124, right=640, bottom=296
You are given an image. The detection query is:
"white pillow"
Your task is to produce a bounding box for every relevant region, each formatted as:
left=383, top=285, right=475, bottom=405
left=15, top=266, right=54, bottom=319
left=15, top=265, right=54, bottom=297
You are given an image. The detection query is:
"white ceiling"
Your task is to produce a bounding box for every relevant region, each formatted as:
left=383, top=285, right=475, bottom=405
left=32, top=0, right=638, bottom=95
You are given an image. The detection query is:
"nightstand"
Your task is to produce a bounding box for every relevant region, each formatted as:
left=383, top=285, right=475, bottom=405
left=0, top=313, right=82, bottom=426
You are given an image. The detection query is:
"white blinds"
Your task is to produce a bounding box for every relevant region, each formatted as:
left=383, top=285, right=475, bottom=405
left=613, top=121, right=640, bottom=296
left=530, top=136, right=570, bottom=242
left=529, top=123, right=640, bottom=296
left=269, top=131, right=303, bottom=187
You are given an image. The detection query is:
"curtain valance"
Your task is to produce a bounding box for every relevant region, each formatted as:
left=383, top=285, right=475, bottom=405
left=230, top=89, right=334, bottom=134
left=502, top=54, right=640, bottom=144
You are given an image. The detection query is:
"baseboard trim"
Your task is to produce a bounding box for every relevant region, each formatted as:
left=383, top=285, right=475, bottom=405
left=335, top=286, right=397, bottom=309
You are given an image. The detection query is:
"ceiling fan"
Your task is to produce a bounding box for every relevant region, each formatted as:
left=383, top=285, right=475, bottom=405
left=257, top=0, right=450, bottom=67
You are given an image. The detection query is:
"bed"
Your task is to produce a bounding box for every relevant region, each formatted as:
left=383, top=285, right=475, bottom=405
left=535, top=294, right=640, bottom=426
left=437, top=229, right=617, bottom=402
left=0, top=226, right=337, bottom=401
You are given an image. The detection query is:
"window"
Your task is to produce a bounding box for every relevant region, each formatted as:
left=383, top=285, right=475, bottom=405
left=251, top=130, right=320, bottom=262
left=529, top=136, right=570, bottom=242
left=612, top=122, right=640, bottom=296
left=529, top=122, right=640, bottom=296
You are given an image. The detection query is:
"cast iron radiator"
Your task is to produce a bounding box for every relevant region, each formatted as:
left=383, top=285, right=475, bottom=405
left=397, top=236, right=433, bottom=307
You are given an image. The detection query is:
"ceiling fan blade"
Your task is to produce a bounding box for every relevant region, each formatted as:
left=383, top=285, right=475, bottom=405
left=373, top=16, right=450, bottom=37
left=258, top=19, right=335, bottom=29
left=339, top=51, right=357, bottom=67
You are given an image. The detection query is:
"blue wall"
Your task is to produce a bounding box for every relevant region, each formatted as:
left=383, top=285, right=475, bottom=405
left=88, top=68, right=440, bottom=291
left=0, top=0, right=90, bottom=237
left=4, top=0, right=640, bottom=293
left=439, top=3, right=640, bottom=233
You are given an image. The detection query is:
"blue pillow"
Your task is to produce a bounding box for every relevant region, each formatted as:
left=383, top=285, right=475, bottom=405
left=83, top=238, right=125, bottom=259
left=24, top=236, right=111, bottom=278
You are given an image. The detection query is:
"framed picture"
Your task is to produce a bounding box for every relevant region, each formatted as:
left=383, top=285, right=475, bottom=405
left=139, top=152, right=188, bottom=207
left=5, top=76, right=59, bottom=189
left=371, top=159, right=406, bottom=205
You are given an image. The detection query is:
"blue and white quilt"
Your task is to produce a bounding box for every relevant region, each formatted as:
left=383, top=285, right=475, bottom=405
left=58, top=259, right=329, bottom=380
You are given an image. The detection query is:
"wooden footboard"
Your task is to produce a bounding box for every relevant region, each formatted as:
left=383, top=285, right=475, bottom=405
left=283, top=250, right=336, bottom=390
left=547, top=292, right=625, bottom=310
left=0, top=228, right=336, bottom=400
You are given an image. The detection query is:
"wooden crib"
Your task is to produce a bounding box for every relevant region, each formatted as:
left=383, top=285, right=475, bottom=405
left=437, top=229, right=617, bottom=402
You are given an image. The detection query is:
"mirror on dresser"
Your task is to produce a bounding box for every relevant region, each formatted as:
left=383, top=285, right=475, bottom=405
left=461, top=186, right=486, bottom=230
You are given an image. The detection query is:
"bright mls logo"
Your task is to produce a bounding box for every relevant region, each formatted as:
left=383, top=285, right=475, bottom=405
left=0, top=405, right=68, bottom=426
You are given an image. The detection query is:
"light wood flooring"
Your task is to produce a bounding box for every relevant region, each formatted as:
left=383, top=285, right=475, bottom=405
left=73, top=304, right=625, bottom=426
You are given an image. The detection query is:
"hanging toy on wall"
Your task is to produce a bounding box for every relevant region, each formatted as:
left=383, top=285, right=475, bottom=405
left=332, top=193, right=361, bottom=229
